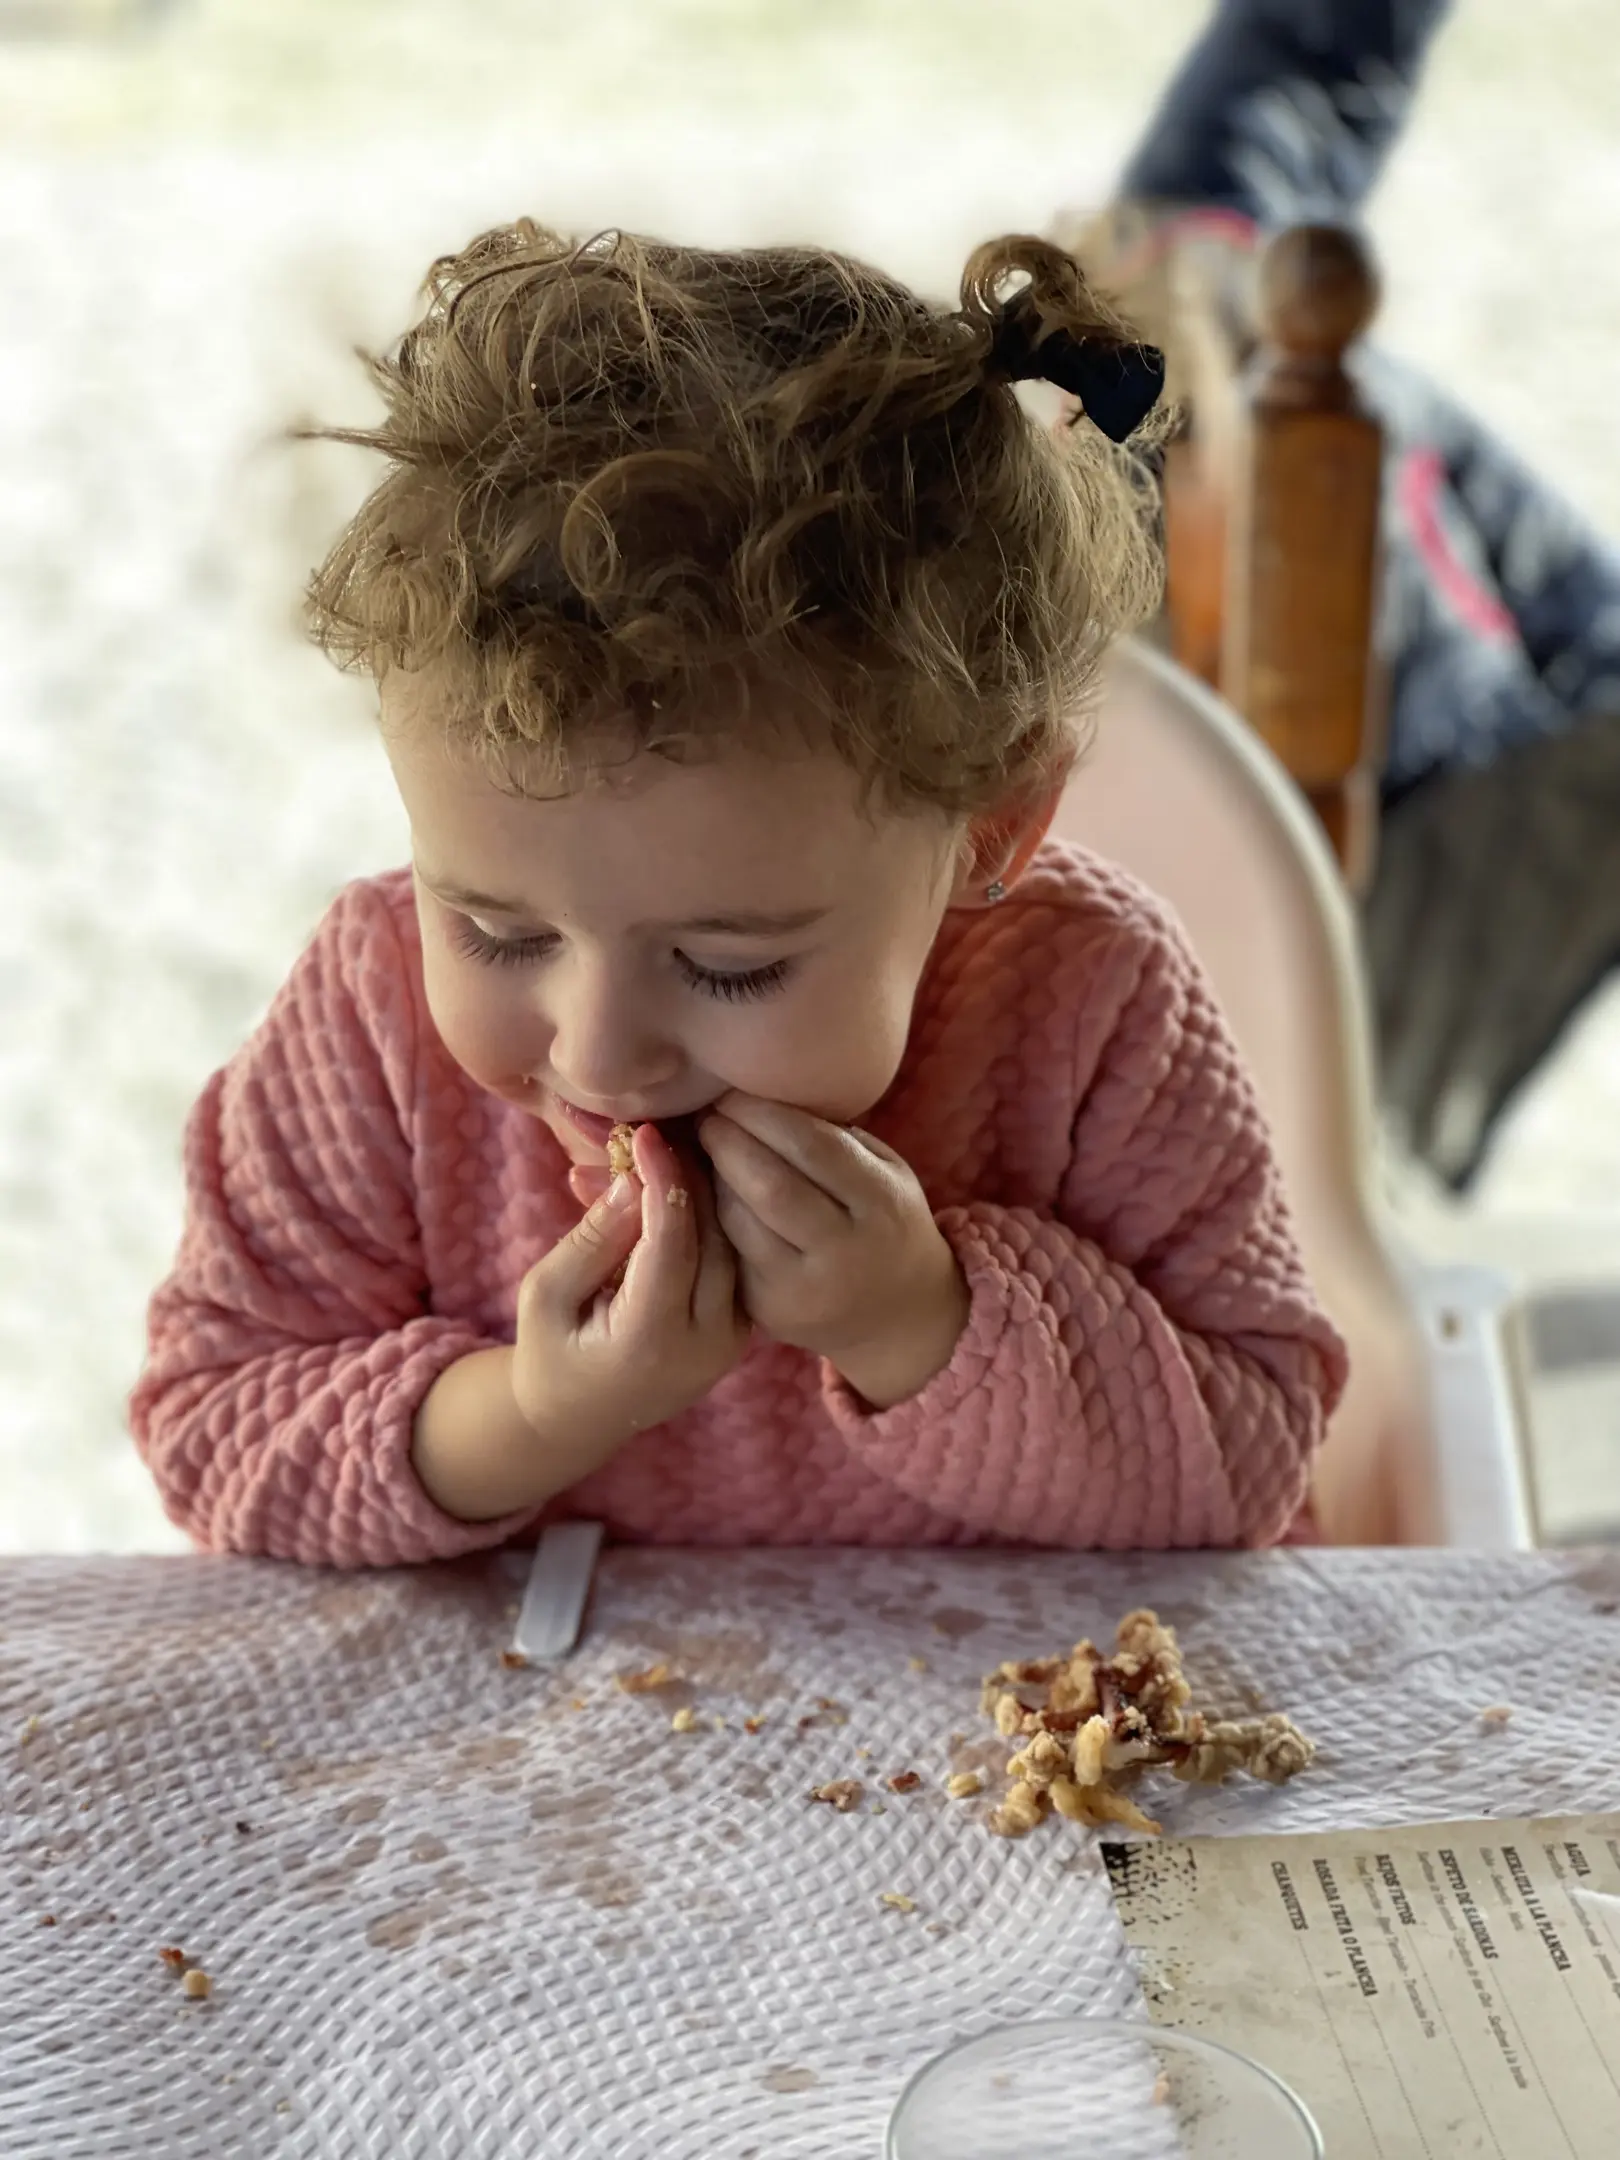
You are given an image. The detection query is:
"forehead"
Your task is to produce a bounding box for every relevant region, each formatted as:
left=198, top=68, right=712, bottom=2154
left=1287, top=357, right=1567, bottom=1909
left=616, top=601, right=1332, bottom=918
left=380, top=701, right=947, bottom=923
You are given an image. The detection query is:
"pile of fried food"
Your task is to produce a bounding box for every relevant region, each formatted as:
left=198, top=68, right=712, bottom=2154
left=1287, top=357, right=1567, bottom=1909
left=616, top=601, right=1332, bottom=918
left=981, top=1608, right=1316, bottom=1839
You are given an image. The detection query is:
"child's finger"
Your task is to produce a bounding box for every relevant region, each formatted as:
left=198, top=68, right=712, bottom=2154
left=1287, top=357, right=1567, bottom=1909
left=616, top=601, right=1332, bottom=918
left=688, top=1161, right=741, bottom=1330
left=699, top=1112, right=844, bottom=1250
left=615, top=1124, right=701, bottom=1329
left=526, top=1177, right=644, bottom=1324
left=568, top=1164, right=613, bottom=1210
left=708, top=1093, right=896, bottom=1212
left=713, top=1172, right=799, bottom=1276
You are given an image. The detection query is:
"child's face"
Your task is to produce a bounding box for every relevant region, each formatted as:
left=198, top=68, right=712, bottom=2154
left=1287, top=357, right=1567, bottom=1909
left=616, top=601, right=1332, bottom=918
left=382, top=684, right=967, bottom=1166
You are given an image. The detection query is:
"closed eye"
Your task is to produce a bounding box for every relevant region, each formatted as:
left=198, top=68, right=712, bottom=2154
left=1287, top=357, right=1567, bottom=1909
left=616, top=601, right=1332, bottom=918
left=452, top=917, right=795, bottom=1001
left=674, top=952, right=793, bottom=1002
left=452, top=920, right=558, bottom=969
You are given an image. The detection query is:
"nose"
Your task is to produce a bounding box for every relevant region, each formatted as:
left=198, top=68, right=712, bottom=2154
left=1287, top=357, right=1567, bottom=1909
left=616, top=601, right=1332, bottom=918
left=543, top=952, right=681, bottom=1109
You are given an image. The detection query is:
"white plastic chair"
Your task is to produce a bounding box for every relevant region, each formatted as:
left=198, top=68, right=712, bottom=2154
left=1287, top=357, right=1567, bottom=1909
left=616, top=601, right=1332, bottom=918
left=1054, top=639, right=1536, bottom=1547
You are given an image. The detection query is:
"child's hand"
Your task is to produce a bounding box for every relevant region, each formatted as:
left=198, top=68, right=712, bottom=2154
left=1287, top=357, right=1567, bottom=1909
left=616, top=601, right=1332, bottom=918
left=698, top=1093, right=970, bottom=1410
left=512, top=1124, right=749, bottom=1465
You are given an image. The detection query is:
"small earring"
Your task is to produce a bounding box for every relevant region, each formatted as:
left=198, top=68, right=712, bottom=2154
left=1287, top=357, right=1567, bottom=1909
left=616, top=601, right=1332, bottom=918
left=985, top=879, right=1006, bottom=904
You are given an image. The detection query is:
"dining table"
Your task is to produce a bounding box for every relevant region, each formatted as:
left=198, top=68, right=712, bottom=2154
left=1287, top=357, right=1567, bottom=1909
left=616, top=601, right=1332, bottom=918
left=5, top=1540, right=1620, bottom=2158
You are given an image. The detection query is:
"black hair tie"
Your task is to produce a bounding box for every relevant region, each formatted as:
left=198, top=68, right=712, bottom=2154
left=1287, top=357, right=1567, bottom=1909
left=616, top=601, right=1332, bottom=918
left=992, top=292, right=1165, bottom=442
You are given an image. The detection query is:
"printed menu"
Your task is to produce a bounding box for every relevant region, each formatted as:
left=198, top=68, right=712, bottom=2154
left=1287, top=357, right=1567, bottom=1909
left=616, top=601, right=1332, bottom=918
left=1104, top=1813, right=1620, bottom=2158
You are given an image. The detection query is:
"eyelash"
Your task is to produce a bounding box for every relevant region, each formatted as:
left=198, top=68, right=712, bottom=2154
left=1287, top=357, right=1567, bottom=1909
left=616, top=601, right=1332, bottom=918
left=450, top=921, right=793, bottom=1003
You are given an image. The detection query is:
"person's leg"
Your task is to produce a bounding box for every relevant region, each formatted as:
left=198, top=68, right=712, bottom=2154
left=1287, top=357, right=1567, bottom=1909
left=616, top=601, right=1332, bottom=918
left=1120, top=0, right=1454, bottom=224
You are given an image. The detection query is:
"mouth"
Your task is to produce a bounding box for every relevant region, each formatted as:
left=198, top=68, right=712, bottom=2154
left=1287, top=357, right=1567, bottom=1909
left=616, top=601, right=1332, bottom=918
left=547, top=1095, right=707, bottom=1154
left=549, top=1098, right=621, bottom=1150
left=552, top=1097, right=708, bottom=1166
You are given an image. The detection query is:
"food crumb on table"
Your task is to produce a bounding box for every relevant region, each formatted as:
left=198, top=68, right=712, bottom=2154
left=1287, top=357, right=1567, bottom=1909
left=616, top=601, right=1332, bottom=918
left=20, top=1715, right=42, bottom=1743
left=181, top=1968, right=212, bottom=2001
left=670, top=1706, right=699, bottom=1733
left=39, top=1914, right=56, bottom=1927
left=980, top=1608, right=1315, bottom=1840
left=809, top=1779, right=864, bottom=1813
left=886, top=1770, right=921, bottom=1793
left=500, top=1649, right=531, bottom=1670
left=1478, top=1704, right=1514, bottom=1728
left=880, top=1892, right=916, bottom=1913
left=743, top=1716, right=766, bottom=1734
left=159, top=1946, right=187, bottom=1971
left=946, top=1772, right=984, bottom=1799
left=615, top=1663, right=674, bottom=1694
left=907, top=1657, right=929, bottom=1673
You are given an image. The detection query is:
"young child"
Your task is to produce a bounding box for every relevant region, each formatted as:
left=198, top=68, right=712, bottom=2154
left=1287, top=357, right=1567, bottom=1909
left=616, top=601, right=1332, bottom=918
left=128, top=219, right=1347, bottom=1566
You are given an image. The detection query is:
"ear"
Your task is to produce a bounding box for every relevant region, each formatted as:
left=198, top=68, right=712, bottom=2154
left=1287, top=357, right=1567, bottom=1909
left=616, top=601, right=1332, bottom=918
left=949, top=781, right=1067, bottom=910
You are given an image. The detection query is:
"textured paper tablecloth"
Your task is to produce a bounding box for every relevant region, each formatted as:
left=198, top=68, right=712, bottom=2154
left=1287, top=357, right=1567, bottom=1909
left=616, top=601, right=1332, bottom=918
left=5, top=1545, right=1620, bottom=2158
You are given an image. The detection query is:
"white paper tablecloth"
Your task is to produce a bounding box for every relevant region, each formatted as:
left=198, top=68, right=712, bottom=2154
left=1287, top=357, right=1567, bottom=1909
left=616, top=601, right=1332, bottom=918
left=5, top=1545, right=1620, bottom=2158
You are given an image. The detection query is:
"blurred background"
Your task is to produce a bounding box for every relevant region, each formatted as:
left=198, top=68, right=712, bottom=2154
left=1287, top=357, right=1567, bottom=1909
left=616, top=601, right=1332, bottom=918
left=2, top=0, right=1618, bottom=1553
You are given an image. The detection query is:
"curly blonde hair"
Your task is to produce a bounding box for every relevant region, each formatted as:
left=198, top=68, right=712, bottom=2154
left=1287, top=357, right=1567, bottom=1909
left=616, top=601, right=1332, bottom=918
left=304, top=220, right=1166, bottom=816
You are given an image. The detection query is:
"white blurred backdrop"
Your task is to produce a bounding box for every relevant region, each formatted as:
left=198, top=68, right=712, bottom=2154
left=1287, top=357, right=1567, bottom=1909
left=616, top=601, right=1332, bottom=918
left=3, top=0, right=1618, bottom=1550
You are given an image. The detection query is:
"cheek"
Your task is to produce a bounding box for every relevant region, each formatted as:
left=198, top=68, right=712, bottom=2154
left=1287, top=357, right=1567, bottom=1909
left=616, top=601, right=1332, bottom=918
left=420, top=944, right=544, bottom=1090
left=714, top=954, right=920, bottom=1122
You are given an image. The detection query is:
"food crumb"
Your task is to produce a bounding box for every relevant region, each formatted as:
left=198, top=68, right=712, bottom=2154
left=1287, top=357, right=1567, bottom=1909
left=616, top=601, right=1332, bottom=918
left=1152, top=2072, right=1170, bottom=2105
left=946, top=1772, right=984, bottom=1799
left=886, top=1771, right=922, bottom=1794
left=159, top=1947, right=187, bottom=1972
left=20, top=1716, right=41, bottom=1743
left=234, top=1821, right=252, bottom=1836
left=1478, top=1704, right=1514, bottom=1729
left=743, top=1716, right=766, bottom=1735
left=670, top=1706, right=699, bottom=1733
left=615, top=1663, right=673, bottom=1694
left=39, top=1915, right=56, bottom=1927
left=181, top=1969, right=212, bottom=2001
left=569, top=1697, right=589, bottom=1712
left=907, top=1657, right=929, bottom=1673
left=856, top=1745, right=872, bottom=1758
left=809, top=1780, right=864, bottom=1813
left=880, top=1892, right=917, bottom=1913
left=606, top=1123, right=637, bottom=1178
left=500, top=1649, right=531, bottom=1670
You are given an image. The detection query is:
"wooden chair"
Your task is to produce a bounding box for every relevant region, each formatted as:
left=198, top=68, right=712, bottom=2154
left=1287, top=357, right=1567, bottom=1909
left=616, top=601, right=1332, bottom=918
left=1156, top=221, right=1386, bottom=892
left=1060, top=641, right=1536, bottom=1548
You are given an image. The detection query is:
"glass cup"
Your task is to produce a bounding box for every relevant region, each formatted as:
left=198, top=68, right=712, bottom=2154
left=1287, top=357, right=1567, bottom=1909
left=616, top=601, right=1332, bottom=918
left=886, top=2017, right=1325, bottom=2159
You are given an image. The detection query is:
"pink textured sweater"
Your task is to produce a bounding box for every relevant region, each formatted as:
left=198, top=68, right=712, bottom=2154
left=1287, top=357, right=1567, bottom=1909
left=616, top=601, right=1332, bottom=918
left=129, top=845, right=1347, bottom=1566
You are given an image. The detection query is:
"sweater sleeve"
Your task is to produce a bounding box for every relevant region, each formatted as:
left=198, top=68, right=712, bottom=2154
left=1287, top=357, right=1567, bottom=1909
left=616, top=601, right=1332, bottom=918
left=126, top=881, right=537, bottom=1567
left=823, top=905, right=1349, bottom=1549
